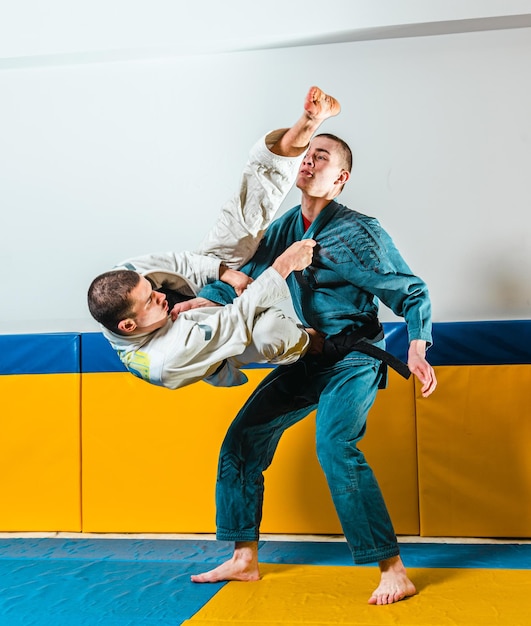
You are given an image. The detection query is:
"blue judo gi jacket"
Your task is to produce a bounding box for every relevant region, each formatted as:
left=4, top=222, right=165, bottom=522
left=200, top=200, right=433, bottom=347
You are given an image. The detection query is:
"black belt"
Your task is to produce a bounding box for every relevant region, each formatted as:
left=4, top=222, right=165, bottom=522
left=321, top=321, right=411, bottom=380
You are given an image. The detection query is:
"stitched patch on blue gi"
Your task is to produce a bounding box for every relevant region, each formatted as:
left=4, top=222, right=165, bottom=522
left=317, top=220, right=382, bottom=270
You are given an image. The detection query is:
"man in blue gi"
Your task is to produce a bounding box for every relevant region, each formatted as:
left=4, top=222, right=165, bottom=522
left=188, top=126, right=437, bottom=605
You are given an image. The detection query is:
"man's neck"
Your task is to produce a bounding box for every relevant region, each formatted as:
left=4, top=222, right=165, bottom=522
left=300, top=194, right=334, bottom=225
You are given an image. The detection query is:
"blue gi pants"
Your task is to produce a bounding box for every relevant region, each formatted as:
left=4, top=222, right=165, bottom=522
left=215, top=350, right=400, bottom=565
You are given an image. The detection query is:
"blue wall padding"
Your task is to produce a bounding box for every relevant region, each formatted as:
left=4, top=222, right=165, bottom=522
left=1, top=321, right=530, bottom=376
left=382, top=320, right=531, bottom=365
left=79, top=320, right=531, bottom=372
left=0, top=333, right=80, bottom=375
left=429, top=320, right=531, bottom=365
left=381, top=321, right=409, bottom=360
left=81, top=332, right=126, bottom=373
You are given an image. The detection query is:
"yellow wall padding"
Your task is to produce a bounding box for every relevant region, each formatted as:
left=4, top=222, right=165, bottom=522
left=81, top=371, right=257, bottom=533
left=261, top=370, right=418, bottom=535
left=0, top=374, right=81, bottom=531
left=417, top=365, right=531, bottom=537
left=81, top=369, right=417, bottom=534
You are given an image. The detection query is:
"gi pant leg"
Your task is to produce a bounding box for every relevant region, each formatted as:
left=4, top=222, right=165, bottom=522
left=215, top=353, right=400, bottom=564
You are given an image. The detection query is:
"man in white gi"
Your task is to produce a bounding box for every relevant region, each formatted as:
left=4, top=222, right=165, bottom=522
left=87, top=86, right=340, bottom=390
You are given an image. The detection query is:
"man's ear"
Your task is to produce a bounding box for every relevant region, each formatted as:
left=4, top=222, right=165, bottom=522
left=337, top=169, right=350, bottom=185
left=117, top=318, right=137, bottom=334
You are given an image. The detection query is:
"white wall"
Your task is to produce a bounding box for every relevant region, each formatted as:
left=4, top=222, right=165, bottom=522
left=0, top=0, right=401, bottom=59
left=1, top=5, right=531, bottom=332
left=2, top=0, right=531, bottom=62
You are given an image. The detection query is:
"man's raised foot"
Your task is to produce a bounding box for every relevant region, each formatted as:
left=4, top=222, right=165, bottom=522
left=305, top=85, right=341, bottom=121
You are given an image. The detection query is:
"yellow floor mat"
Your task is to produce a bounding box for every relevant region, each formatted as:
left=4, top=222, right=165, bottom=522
left=184, top=563, right=531, bottom=626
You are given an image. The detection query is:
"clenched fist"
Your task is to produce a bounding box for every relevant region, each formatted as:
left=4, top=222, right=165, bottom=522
left=272, top=239, right=317, bottom=278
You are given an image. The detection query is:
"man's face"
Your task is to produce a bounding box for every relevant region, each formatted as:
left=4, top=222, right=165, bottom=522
left=296, top=136, right=348, bottom=199
left=125, top=276, right=169, bottom=334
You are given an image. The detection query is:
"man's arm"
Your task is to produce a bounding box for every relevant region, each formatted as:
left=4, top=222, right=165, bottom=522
left=170, top=240, right=314, bottom=320
left=219, top=265, right=253, bottom=295
left=332, top=218, right=436, bottom=396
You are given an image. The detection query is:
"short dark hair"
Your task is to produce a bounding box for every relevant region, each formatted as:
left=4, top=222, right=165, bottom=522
left=87, top=269, right=141, bottom=333
left=315, top=133, right=353, bottom=172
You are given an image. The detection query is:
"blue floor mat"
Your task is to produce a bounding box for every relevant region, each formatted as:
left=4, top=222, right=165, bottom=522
left=0, top=539, right=229, bottom=626
left=0, top=538, right=529, bottom=625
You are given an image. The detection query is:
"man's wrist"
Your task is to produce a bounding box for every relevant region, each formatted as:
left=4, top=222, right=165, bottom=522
left=271, top=258, right=293, bottom=279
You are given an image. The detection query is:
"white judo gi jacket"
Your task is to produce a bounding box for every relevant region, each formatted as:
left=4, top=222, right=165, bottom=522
left=101, top=130, right=308, bottom=390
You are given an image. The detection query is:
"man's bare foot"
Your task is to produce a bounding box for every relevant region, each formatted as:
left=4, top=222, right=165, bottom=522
left=191, top=542, right=260, bottom=583
left=304, top=86, right=341, bottom=122
left=270, top=86, right=341, bottom=156
left=368, top=556, right=417, bottom=605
